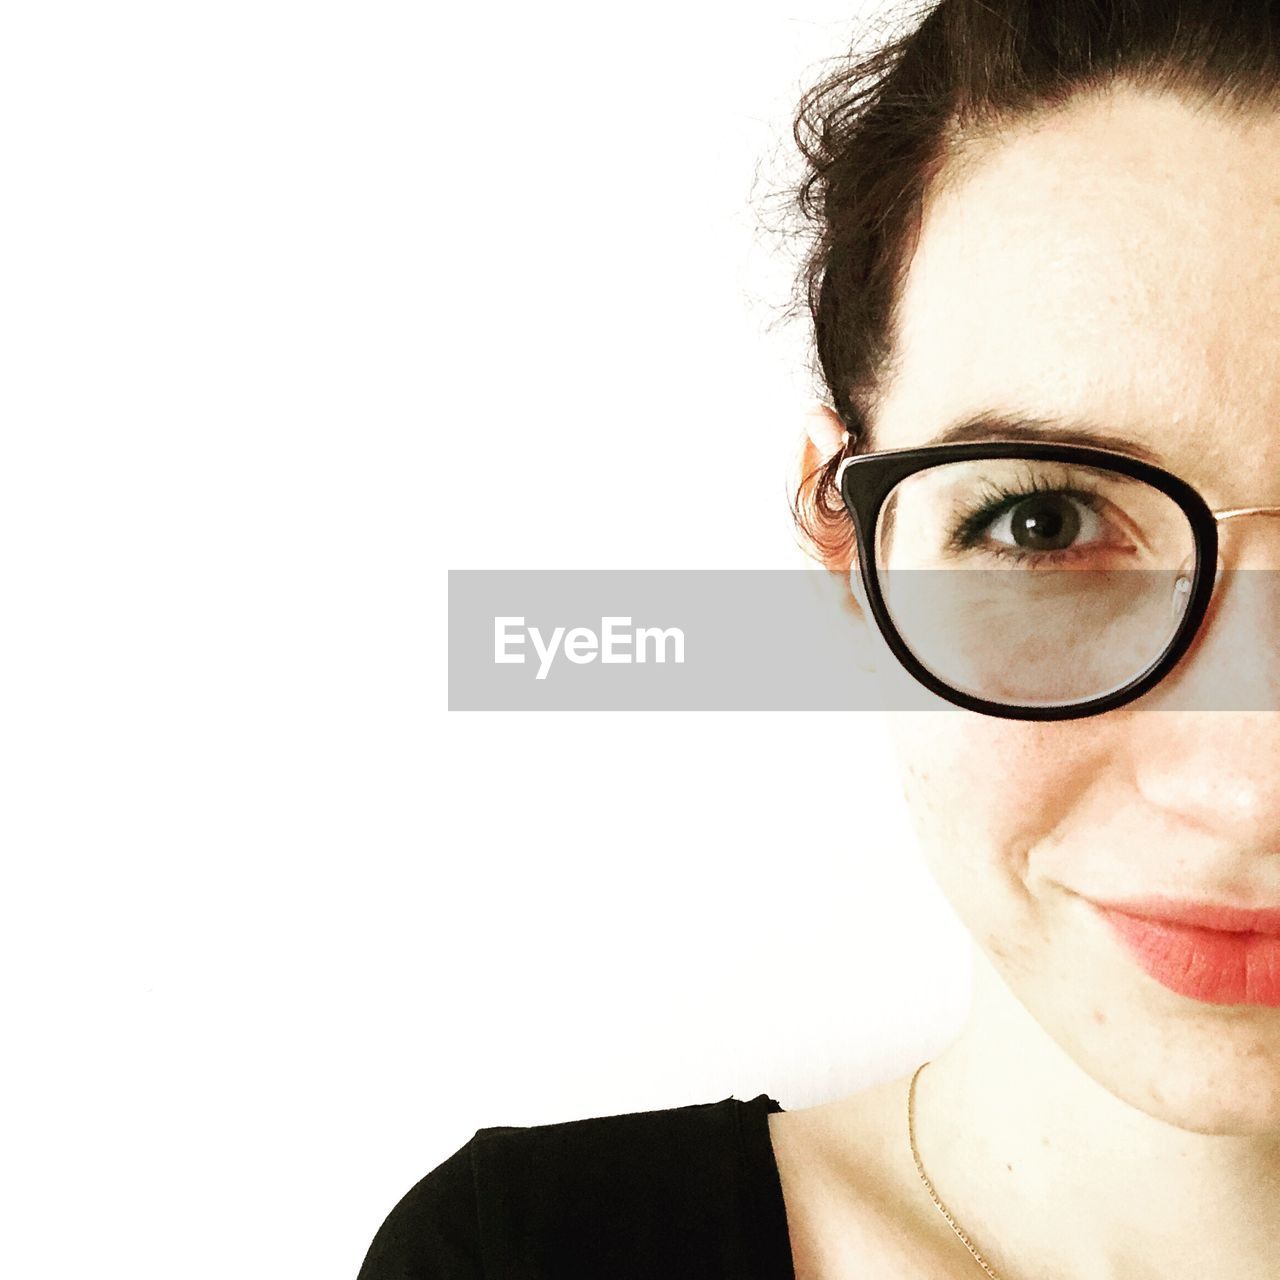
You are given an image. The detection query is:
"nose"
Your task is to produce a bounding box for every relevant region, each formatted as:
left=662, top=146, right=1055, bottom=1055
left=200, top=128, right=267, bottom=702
left=1158, top=514, right=1280, bottom=712
left=1127, top=516, right=1280, bottom=847
left=1126, top=711, right=1280, bottom=851
left=1126, top=509, right=1280, bottom=849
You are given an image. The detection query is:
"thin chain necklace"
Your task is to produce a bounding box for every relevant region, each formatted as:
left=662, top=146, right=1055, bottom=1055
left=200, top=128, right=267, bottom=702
left=907, top=1060, right=1006, bottom=1280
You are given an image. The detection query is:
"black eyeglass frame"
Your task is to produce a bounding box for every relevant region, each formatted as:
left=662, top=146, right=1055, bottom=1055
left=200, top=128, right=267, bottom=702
left=837, top=440, right=1221, bottom=721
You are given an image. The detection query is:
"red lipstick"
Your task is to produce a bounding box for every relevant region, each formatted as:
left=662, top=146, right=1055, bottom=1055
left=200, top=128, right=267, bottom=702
left=1090, top=896, right=1280, bottom=1007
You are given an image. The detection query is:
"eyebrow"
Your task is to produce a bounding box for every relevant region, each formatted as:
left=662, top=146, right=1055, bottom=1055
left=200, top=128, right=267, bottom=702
left=926, top=411, right=1166, bottom=466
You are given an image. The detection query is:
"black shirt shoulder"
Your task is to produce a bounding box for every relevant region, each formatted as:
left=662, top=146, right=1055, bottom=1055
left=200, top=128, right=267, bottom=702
left=356, top=1093, right=792, bottom=1280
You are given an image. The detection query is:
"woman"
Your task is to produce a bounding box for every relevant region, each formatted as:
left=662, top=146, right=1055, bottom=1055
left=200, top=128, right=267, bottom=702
left=361, top=2, right=1280, bottom=1276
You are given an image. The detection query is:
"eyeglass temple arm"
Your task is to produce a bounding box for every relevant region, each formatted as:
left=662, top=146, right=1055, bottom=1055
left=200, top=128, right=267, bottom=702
left=1214, top=506, right=1280, bottom=521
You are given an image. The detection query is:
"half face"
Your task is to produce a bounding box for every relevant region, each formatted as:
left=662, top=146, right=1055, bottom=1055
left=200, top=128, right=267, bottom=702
left=867, top=82, right=1280, bottom=1134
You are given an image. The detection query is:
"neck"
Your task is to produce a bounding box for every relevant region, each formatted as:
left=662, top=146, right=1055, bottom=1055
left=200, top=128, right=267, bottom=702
left=916, top=945, right=1280, bottom=1280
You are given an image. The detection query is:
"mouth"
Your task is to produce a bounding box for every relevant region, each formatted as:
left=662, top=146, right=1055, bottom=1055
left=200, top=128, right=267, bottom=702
left=1086, top=896, right=1280, bottom=1007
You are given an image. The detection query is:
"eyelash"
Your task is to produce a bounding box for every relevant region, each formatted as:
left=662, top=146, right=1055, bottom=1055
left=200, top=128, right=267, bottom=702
left=946, top=476, right=1108, bottom=563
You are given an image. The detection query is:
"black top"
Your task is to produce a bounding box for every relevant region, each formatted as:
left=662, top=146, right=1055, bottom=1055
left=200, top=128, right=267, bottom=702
left=356, top=1093, right=795, bottom=1279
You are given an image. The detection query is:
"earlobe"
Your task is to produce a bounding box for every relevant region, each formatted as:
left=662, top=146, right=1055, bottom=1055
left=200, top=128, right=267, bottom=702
left=793, top=403, right=875, bottom=678
left=848, top=556, right=870, bottom=618
left=846, top=558, right=879, bottom=677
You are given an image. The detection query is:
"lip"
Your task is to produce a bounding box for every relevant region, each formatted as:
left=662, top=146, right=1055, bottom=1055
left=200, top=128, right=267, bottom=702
left=1087, top=896, right=1280, bottom=1007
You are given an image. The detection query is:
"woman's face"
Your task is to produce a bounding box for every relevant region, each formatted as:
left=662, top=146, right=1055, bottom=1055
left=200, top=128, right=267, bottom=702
left=869, top=84, right=1280, bottom=1135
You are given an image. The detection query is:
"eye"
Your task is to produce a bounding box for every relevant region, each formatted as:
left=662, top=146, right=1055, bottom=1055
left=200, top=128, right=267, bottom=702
left=928, top=467, right=1155, bottom=567
left=984, top=491, right=1101, bottom=552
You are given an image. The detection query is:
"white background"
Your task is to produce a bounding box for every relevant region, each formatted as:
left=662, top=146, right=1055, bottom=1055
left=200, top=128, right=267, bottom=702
left=1, top=2, right=970, bottom=1275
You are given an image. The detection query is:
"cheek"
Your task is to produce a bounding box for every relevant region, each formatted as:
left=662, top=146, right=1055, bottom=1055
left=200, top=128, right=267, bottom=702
left=889, top=712, right=1116, bottom=957
left=888, top=711, right=1108, bottom=848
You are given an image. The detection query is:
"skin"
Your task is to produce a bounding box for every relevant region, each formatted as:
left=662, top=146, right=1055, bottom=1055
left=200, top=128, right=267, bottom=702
left=773, top=83, right=1280, bottom=1279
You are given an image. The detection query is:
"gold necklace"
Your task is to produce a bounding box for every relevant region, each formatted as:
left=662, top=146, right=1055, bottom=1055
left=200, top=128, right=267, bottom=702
left=907, top=1061, right=1005, bottom=1280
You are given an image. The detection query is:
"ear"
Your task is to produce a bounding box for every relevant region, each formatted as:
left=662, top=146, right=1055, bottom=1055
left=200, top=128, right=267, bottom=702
left=788, top=404, right=849, bottom=570
left=802, top=404, right=847, bottom=463
left=794, top=404, right=856, bottom=578
left=794, top=405, right=877, bottom=674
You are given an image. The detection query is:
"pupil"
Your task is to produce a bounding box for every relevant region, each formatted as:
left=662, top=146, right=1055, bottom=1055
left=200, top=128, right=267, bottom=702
left=1010, top=495, right=1080, bottom=550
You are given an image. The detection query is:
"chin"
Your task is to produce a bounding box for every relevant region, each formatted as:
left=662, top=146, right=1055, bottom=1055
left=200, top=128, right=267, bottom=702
left=1112, top=1068, right=1280, bottom=1137
left=1064, top=1010, right=1280, bottom=1137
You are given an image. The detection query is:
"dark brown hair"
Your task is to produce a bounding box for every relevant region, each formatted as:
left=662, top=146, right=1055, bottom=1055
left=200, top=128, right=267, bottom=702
left=792, top=0, right=1280, bottom=565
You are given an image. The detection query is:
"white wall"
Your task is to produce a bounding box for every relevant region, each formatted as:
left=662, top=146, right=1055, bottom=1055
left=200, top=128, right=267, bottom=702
left=1, top=3, right=969, bottom=1277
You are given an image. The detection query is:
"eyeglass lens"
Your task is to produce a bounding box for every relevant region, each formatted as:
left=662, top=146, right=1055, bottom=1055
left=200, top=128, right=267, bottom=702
left=871, top=458, right=1198, bottom=708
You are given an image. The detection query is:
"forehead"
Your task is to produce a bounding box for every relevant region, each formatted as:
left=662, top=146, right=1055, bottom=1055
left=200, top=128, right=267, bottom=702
left=873, top=85, right=1280, bottom=497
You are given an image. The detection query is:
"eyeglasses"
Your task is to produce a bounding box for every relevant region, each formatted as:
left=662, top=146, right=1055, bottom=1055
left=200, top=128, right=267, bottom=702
left=837, top=440, right=1280, bottom=721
